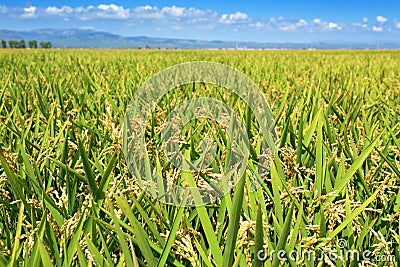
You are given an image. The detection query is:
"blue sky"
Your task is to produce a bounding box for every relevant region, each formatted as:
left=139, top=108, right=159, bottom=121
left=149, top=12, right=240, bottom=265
left=1, top=1, right=400, bottom=43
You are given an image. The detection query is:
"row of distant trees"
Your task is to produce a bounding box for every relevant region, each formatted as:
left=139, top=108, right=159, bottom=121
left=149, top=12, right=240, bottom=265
left=1, top=39, right=52, bottom=49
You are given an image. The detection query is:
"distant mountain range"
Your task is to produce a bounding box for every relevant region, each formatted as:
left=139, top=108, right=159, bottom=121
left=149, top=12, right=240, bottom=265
left=1, top=28, right=400, bottom=49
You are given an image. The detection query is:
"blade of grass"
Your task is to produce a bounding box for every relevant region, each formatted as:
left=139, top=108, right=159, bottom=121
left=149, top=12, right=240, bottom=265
left=112, top=196, right=156, bottom=267
left=223, top=175, right=245, bottom=267
left=38, top=240, right=53, bottom=267
left=272, top=202, right=294, bottom=267
left=78, top=139, right=99, bottom=198
left=8, top=203, right=24, bottom=267
left=253, top=202, right=264, bottom=267
left=157, top=204, right=185, bottom=267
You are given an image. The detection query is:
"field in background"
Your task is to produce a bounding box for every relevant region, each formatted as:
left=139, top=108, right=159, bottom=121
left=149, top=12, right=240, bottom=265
left=0, top=49, right=399, bottom=266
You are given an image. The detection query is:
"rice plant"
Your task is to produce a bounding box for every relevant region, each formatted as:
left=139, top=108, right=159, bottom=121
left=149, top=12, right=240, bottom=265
left=0, top=49, right=399, bottom=266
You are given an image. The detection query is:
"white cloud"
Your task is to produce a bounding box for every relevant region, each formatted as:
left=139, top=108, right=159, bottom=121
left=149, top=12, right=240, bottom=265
left=313, top=18, right=322, bottom=24
left=279, top=25, right=296, bottom=31
left=277, top=19, right=308, bottom=31
left=396, top=22, right=400, bottom=29
left=96, top=4, right=129, bottom=19
left=133, top=6, right=162, bottom=19
left=161, top=6, right=185, bottom=17
left=328, top=22, right=342, bottom=30
left=137, top=5, right=154, bottom=11
left=250, top=22, right=263, bottom=28
left=132, top=5, right=215, bottom=22
left=376, top=15, right=387, bottom=24
left=295, top=19, right=308, bottom=28
left=372, top=26, right=383, bottom=32
left=45, top=4, right=128, bottom=19
left=46, top=6, right=73, bottom=15
left=362, top=17, right=368, bottom=23
left=220, top=12, right=249, bottom=24
left=22, top=6, right=36, bottom=18
left=328, top=22, right=337, bottom=28
left=98, top=4, right=118, bottom=11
